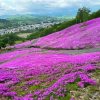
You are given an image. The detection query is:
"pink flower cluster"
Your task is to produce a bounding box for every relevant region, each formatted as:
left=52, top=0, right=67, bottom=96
left=9, top=39, right=37, bottom=49
left=0, top=48, right=41, bottom=64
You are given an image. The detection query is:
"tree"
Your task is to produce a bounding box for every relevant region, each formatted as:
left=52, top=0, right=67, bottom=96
left=0, top=41, right=6, bottom=49
left=76, top=7, right=91, bottom=23
left=0, top=33, right=22, bottom=49
left=0, top=35, right=6, bottom=49
left=89, top=9, right=100, bottom=20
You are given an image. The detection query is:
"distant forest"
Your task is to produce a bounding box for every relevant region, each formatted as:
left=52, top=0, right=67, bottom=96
left=0, top=16, right=64, bottom=29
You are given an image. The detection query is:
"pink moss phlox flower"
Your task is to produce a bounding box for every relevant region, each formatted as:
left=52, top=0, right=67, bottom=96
left=77, top=81, right=84, bottom=88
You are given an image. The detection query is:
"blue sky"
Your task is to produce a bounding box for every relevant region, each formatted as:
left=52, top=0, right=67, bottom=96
left=0, top=0, right=100, bottom=17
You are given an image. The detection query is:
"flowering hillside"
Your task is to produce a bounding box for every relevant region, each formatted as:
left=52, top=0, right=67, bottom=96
left=0, top=48, right=100, bottom=100
left=0, top=18, right=100, bottom=100
left=33, top=18, right=100, bottom=49
left=9, top=18, right=100, bottom=50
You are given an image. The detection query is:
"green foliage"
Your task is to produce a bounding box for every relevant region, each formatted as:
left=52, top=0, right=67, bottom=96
left=58, top=92, right=71, bottom=100
left=0, top=33, right=24, bottom=49
left=66, top=83, right=78, bottom=91
left=88, top=85, right=99, bottom=94
left=93, top=69, right=100, bottom=76
left=29, top=85, right=40, bottom=91
left=0, top=19, right=12, bottom=29
left=89, top=9, right=100, bottom=20
left=0, top=41, right=6, bottom=49
left=76, top=7, right=91, bottom=23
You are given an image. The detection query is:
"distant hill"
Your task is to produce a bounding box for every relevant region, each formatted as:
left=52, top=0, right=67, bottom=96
left=7, top=15, right=60, bottom=24
left=0, top=19, right=12, bottom=29
left=0, top=15, right=68, bottom=29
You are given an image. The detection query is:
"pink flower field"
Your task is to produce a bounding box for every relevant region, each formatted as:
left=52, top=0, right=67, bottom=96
left=0, top=18, right=100, bottom=100
left=33, top=18, right=100, bottom=49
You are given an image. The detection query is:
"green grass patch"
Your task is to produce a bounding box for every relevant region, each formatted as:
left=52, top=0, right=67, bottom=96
left=17, top=82, right=25, bottom=86
left=93, top=69, right=100, bottom=76
left=66, top=78, right=80, bottom=91
left=15, top=40, right=22, bottom=44
left=58, top=92, right=71, bottom=100
left=88, top=85, right=99, bottom=93
left=66, top=83, right=78, bottom=91
left=29, top=85, right=41, bottom=91
left=17, top=90, right=27, bottom=96
left=39, top=74, right=48, bottom=80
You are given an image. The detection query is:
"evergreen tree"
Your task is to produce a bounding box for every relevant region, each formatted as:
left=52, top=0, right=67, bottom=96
left=76, top=7, right=91, bottom=23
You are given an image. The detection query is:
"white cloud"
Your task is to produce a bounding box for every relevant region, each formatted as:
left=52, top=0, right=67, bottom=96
left=29, top=0, right=100, bottom=8
left=0, top=0, right=100, bottom=15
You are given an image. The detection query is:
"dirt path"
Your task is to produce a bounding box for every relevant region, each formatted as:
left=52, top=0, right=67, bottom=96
left=41, top=48, right=100, bottom=55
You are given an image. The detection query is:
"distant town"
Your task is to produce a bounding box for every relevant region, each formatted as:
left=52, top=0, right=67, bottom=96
left=0, top=22, right=60, bottom=35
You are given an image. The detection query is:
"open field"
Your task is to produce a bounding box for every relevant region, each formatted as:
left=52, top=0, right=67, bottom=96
left=17, top=33, right=32, bottom=38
